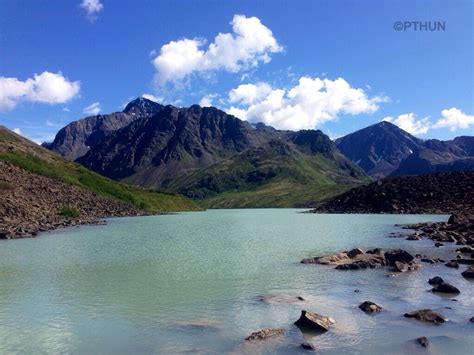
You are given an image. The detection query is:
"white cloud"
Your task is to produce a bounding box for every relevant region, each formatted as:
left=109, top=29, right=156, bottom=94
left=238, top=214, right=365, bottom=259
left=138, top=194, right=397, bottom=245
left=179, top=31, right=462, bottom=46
left=142, top=93, right=163, bottom=103
left=80, top=0, right=103, bottom=22
left=13, top=128, right=22, bottom=135
left=226, top=77, right=388, bottom=130
left=83, top=102, right=101, bottom=115
left=152, top=14, right=282, bottom=85
left=199, top=93, right=218, bottom=107
left=433, top=107, right=474, bottom=131
left=382, top=113, right=431, bottom=135
left=0, top=72, right=80, bottom=111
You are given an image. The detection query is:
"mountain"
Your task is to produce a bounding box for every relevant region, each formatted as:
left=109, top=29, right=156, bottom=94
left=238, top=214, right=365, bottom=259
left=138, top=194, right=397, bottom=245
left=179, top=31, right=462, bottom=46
left=335, top=121, right=422, bottom=179
left=46, top=100, right=368, bottom=207
left=0, top=124, right=198, bottom=229
left=336, top=121, right=474, bottom=178
left=43, top=97, right=164, bottom=160
left=311, top=170, right=474, bottom=214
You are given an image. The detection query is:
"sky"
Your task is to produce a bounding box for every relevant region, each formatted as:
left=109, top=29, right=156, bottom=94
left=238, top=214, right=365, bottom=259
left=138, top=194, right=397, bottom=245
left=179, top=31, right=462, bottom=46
left=0, top=0, right=472, bottom=144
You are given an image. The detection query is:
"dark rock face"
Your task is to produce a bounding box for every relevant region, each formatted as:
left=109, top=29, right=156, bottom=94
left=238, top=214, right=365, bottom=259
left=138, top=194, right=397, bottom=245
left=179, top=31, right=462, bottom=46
left=294, top=310, right=334, bottom=332
left=244, top=328, right=285, bottom=341
left=336, top=121, right=474, bottom=179
left=461, top=266, right=474, bottom=279
left=417, top=336, right=430, bottom=348
left=431, top=282, right=460, bottom=294
left=311, top=172, right=474, bottom=214
left=358, top=301, right=383, bottom=314
left=404, top=309, right=446, bottom=324
left=385, top=250, right=414, bottom=265
left=428, top=276, right=444, bottom=286
left=44, top=97, right=164, bottom=160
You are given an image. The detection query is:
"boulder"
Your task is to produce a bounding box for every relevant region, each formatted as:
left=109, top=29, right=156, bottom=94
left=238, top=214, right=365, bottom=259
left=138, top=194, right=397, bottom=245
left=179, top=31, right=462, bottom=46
left=385, top=250, right=414, bottom=265
left=301, top=342, right=316, bottom=351
left=461, top=265, right=474, bottom=279
left=417, top=336, right=429, bottom=348
left=294, top=310, right=334, bottom=332
left=445, top=261, right=459, bottom=269
left=428, top=276, right=444, bottom=285
left=347, top=248, right=364, bottom=258
left=245, top=328, right=285, bottom=341
left=431, top=282, right=460, bottom=294
left=358, top=301, right=382, bottom=314
left=404, top=309, right=446, bottom=324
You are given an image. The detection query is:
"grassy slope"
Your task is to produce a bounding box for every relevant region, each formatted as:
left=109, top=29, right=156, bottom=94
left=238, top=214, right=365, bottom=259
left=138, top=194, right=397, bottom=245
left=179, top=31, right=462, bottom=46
left=0, top=126, right=199, bottom=212
left=163, top=142, right=367, bottom=208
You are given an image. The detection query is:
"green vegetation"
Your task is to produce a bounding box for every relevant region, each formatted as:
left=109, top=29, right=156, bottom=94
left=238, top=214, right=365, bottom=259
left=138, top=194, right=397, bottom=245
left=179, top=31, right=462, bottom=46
left=59, top=206, right=81, bottom=218
left=0, top=126, right=199, bottom=213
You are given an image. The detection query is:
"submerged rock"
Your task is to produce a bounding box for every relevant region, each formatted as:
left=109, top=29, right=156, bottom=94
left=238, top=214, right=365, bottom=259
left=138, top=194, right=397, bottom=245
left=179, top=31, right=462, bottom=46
left=428, top=276, right=444, bottom=286
left=294, top=310, right=334, bottom=332
left=385, top=250, right=414, bottom=265
left=461, top=265, right=474, bottom=279
left=245, top=328, right=285, bottom=341
left=445, top=261, right=459, bottom=269
left=404, top=309, right=446, bottom=324
left=358, top=301, right=382, bottom=314
left=431, top=282, right=460, bottom=294
left=394, top=261, right=421, bottom=272
left=417, top=336, right=429, bottom=348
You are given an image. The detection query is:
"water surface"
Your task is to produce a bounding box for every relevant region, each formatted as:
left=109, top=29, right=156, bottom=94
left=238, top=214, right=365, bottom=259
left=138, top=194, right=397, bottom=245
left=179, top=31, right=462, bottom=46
left=0, top=210, right=472, bottom=354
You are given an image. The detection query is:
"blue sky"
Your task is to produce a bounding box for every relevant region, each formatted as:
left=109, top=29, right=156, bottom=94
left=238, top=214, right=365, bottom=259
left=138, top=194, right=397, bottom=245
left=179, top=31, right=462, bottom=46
left=0, top=0, right=472, bottom=143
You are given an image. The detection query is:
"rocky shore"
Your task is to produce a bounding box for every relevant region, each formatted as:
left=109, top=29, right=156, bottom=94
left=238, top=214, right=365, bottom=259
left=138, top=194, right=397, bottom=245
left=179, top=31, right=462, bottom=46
left=0, top=161, right=147, bottom=239
left=310, top=171, right=474, bottom=214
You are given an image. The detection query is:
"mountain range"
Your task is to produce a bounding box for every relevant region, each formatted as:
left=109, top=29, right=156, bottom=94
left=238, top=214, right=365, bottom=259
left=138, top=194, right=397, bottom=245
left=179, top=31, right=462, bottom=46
left=43, top=97, right=474, bottom=207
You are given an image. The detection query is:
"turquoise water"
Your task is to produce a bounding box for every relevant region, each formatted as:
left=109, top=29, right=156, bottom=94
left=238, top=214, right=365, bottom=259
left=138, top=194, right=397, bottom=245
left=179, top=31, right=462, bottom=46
left=0, top=210, right=473, bottom=354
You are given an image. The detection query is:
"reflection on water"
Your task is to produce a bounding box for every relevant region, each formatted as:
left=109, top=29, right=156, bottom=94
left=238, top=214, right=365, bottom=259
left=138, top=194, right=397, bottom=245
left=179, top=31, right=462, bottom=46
left=0, top=210, right=472, bottom=354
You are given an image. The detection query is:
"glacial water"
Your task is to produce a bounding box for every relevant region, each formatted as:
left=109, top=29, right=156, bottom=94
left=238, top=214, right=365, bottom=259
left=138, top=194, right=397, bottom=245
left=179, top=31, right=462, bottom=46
left=0, top=209, right=473, bottom=354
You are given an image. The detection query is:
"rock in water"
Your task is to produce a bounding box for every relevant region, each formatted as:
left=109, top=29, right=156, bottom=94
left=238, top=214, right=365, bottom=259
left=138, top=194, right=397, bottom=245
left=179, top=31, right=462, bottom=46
left=358, top=301, right=383, bottom=314
left=445, top=261, right=459, bottom=269
left=294, top=310, right=335, bottom=332
left=404, top=309, right=446, bottom=324
left=428, top=276, right=444, bottom=285
left=462, top=265, right=474, bottom=279
left=385, top=250, right=414, bottom=265
left=417, top=336, right=429, bottom=348
left=347, top=248, right=364, bottom=258
left=245, top=328, right=285, bottom=341
left=301, top=342, right=316, bottom=351
left=431, top=282, right=460, bottom=294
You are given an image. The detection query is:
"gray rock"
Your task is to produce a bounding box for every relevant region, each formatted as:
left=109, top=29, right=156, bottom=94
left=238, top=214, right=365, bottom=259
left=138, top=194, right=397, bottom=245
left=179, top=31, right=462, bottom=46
left=417, top=336, right=429, bottom=348
left=245, top=328, right=285, bottom=341
left=294, top=310, right=335, bottom=332
left=404, top=309, right=446, bottom=324
left=431, top=282, right=460, bottom=294
left=358, top=301, right=383, bottom=314
left=428, top=276, right=444, bottom=286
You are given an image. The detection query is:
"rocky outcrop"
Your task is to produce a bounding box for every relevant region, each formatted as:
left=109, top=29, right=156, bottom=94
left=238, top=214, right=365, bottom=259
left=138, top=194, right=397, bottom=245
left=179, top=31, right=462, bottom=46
left=404, top=309, right=446, bottom=324
left=358, top=301, right=383, bottom=314
left=245, top=328, right=285, bottom=341
left=301, top=248, right=419, bottom=272
left=0, top=161, right=145, bottom=239
left=311, top=171, right=474, bottom=214
left=294, top=310, right=335, bottom=332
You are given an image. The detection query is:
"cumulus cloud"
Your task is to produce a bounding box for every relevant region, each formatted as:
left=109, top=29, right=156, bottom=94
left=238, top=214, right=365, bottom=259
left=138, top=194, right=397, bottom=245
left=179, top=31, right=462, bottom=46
left=13, top=128, right=22, bottom=135
left=80, top=0, right=104, bottom=22
left=152, top=15, right=282, bottom=85
left=0, top=72, right=80, bottom=111
left=199, top=93, right=218, bottom=107
left=226, top=77, right=388, bottom=130
left=142, top=93, right=164, bottom=103
left=433, top=107, right=474, bottom=131
left=383, top=113, right=431, bottom=135
left=83, top=102, right=101, bottom=115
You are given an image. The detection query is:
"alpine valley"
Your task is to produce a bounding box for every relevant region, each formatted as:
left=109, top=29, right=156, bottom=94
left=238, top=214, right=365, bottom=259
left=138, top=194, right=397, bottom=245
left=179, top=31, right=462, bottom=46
left=43, top=97, right=474, bottom=208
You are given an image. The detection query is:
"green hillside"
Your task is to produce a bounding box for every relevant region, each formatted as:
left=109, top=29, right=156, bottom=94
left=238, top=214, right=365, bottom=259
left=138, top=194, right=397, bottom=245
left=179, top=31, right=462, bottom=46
left=0, top=126, right=199, bottom=213
left=162, top=140, right=367, bottom=208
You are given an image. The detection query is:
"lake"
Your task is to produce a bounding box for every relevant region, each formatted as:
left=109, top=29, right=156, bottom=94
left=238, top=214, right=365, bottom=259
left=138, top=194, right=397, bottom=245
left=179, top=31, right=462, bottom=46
left=0, top=209, right=472, bottom=354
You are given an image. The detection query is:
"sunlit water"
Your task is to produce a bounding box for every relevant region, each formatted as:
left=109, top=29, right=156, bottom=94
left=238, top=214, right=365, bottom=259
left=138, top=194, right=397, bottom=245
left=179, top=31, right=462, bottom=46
left=0, top=209, right=473, bottom=354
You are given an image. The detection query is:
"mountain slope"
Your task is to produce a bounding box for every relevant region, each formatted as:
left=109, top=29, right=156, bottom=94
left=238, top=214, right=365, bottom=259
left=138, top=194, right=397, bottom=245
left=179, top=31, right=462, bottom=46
left=43, top=97, right=164, bottom=160
left=0, top=125, right=198, bottom=213
left=336, top=121, right=474, bottom=178
left=335, top=121, right=422, bottom=179
left=67, top=104, right=367, bottom=207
